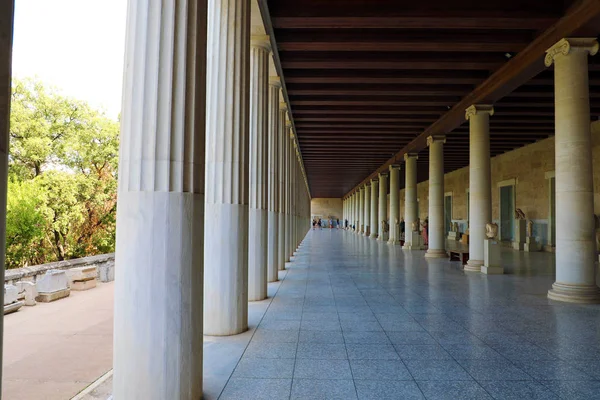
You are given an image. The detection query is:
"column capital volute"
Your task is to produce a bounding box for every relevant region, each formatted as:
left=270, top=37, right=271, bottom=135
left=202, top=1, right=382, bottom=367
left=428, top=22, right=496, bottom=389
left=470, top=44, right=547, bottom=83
left=389, top=164, right=401, bottom=171
left=365, top=182, right=371, bottom=188
left=269, top=76, right=282, bottom=88
left=427, top=135, right=446, bottom=146
left=545, top=38, right=599, bottom=67
left=378, top=171, right=389, bottom=178
left=279, top=101, right=288, bottom=111
left=371, top=178, right=379, bottom=184
left=403, top=153, right=418, bottom=161
left=250, top=35, right=272, bottom=52
left=465, top=105, right=494, bottom=120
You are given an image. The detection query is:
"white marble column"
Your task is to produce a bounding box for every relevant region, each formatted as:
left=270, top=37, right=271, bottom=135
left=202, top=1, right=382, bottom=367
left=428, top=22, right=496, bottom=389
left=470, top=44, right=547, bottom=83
left=364, top=183, right=371, bottom=236
left=358, top=187, right=365, bottom=233
left=378, top=172, right=388, bottom=241
left=266, top=77, right=280, bottom=283
left=388, top=164, right=400, bottom=244
left=545, top=38, right=600, bottom=303
left=425, top=135, right=447, bottom=258
left=403, top=154, right=419, bottom=249
left=113, top=0, right=206, bottom=397
left=204, top=0, right=250, bottom=335
left=286, top=125, right=294, bottom=259
left=464, top=105, right=493, bottom=272
left=370, top=179, right=379, bottom=238
left=277, top=102, right=287, bottom=269
left=0, top=2, right=14, bottom=395
left=248, top=36, right=270, bottom=301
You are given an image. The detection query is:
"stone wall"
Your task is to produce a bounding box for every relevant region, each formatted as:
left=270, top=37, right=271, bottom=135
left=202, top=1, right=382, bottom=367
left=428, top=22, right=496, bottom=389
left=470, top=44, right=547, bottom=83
left=5, top=253, right=115, bottom=285
left=311, top=198, right=343, bottom=220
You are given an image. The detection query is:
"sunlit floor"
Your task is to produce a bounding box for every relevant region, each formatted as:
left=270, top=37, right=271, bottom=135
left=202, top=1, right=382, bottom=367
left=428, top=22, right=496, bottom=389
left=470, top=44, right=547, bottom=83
left=217, top=229, right=600, bottom=400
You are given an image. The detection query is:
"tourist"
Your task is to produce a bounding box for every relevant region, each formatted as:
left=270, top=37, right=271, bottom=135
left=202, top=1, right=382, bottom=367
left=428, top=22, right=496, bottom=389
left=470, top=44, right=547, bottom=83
left=336, top=218, right=340, bottom=229
left=317, top=218, right=322, bottom=229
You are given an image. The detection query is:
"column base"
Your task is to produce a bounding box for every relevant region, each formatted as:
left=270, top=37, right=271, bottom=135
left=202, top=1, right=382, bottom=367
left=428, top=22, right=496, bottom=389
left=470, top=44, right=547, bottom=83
left=464, top=259, right=483, bottom=273
left=425, top=249, right=447, bottom=258
left=547, top=282, right=600, bottom=304
left=481, top=265, right=504, bottom=275
left=370, top=233, right=379, bottom=239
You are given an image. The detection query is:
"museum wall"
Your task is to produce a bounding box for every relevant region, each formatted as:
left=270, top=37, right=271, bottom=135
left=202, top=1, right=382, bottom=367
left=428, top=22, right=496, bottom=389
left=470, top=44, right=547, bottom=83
left=311, top=197, right=343, bottom=220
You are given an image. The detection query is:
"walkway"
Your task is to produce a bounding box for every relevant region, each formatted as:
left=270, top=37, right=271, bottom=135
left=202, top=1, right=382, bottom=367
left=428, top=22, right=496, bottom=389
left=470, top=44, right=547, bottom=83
left=3, top=282, right=113, bottom=400
left=218, top=229, right=600, bottom=400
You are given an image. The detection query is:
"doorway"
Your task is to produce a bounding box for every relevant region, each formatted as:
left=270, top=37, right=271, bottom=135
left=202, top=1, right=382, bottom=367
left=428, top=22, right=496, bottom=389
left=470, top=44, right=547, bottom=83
left=444, top=194, right=452, bottom=235
left=499, top=183, right=515, bottom=242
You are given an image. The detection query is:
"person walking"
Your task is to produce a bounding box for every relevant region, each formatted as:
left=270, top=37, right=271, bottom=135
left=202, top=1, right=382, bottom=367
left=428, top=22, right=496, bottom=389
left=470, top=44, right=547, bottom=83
left=336, top=219, right=340, bottom=229
left=318, top=218, right=322, bottom=230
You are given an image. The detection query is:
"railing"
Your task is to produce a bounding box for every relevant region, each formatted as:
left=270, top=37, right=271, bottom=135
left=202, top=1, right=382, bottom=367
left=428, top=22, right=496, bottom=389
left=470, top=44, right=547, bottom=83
left=4, top=253, right=115, bottom=285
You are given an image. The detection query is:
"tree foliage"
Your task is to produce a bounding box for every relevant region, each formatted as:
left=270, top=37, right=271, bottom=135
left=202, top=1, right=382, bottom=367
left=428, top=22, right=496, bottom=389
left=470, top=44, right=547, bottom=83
left=6, top=77, right=119, bottom=268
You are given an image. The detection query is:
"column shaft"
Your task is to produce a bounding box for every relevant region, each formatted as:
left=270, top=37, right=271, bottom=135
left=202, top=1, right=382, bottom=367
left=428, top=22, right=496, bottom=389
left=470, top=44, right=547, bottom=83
left=378, top=172, right=388, bottom=241
left=113, top=0, right=206, bottom=396
left=266, top=78, right=280, bottom=282
left=358, top=188, right=364, bottom=233
left=546, top=38, right=600, bottom=303
left=364, top=184, right=371, bottom=235
left=465, top=105, right=493, bottom=272
left=204, top=0, right=250, bottom=335
left=277, top=104, right=287, bottom=269
left=388, top=165, right=400, bottom=244
left=370, top=179, right=379, bottom=238
left=403, top=155, right=418, bottom=248
left=248, top=37, right=270, bottom=301
left=426, top=136, right=447, bottom=258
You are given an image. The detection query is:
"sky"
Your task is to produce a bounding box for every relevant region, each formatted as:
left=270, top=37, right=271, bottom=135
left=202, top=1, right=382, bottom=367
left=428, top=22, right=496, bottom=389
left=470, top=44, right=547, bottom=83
left=12, top=0, right=127, bottom=120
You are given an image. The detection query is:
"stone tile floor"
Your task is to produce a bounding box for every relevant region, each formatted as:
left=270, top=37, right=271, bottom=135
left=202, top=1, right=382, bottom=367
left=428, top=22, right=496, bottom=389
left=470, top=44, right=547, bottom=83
left=217, top=229, right=600, bottom=400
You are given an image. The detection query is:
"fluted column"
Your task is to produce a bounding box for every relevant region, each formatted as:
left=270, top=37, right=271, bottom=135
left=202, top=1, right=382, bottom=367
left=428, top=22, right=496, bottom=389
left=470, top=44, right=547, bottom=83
left=266, top=77, right=280, bottom=283
left=358, top=187, right=365, bottom=233
left=378, top=172, right=388, bottom=241
left=248, top=36, right=270, bottom=301
left=285, top=124, right=293, bottom=259
left=403, top=154, right=418, bottom=249
left=204, top=0, right=250, bottom=335
left=370, top=179, right=379, bottom=238
left=113, top=0, right=206, bottom=397
left=464, top=105, right=493, bottom=272
left=545, top=38, right=600, bottom=303
left=426, top=135, right=447, bottom=258
left=388, top=165, right=400, bottom=244
left=277, top=102, right=287, bottom=269
left=0, top=2, right=14, bottom=396
left=364, top=183, right=371, bottom=236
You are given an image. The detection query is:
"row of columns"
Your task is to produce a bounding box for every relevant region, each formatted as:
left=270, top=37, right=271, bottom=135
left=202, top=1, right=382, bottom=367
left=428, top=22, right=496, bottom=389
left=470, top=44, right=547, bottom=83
left=107, top=1, right=312, bottom=398
left=342, top=37, right=600, bottom=305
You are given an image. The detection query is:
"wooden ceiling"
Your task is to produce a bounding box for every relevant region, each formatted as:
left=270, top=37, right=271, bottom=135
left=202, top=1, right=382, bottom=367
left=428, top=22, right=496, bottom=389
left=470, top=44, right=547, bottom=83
left=266, top=0, right=600, bottom=198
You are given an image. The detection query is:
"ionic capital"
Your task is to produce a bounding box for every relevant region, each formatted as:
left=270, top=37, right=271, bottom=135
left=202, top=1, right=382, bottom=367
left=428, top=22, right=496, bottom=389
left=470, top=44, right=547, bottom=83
left=378, top=171, right=389, bottom=178
left=389, top=164, right=401, bottom=171
left=365, top=183, right=371, bottom=189
left=403, top=153, right=418, bottom=161
left=371, top=178, right=379, bottom=184
left=279, top=101, right=287, bottom=111
left=465, top=105, right=494, bottom=120
left=269, top=76, right=282, bottom=88
left=545, top=38, right=599, bottom=67
left=251, top=35, right=272, bottom=52
left=427, top=135, right=446, bottom=147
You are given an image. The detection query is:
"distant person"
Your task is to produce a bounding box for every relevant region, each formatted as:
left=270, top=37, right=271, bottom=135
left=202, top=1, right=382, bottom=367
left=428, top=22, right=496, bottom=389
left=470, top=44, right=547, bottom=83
left=312, top=219, right=317, bottom=230
left=421, top=218, right=429, bottom=246
left=336, top=219, right=340, bottom=229
left=318, top=219, right=322, bottom=229
left=329, top=218, right=333, bottom=229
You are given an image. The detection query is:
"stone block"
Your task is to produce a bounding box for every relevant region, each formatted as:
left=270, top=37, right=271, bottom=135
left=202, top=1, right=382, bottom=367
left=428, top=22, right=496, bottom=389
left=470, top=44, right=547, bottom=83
left=15, top=281, right=38, bottom=306
left=513, top=220, right=526, bottom=250
left=482, top=239, right=503, bottom=275
left=524, top=237, right=540, bottom=252
left=36, top=269, right=69, bottom=293
left=4, top=301, right=23, bottom=315
left=98, top=263, right=115, bottom=282
left=70, top=279, right=97, bottom=291
left=67, top=266, right=97, bottom=283
left=4, top=284, right=19, bottom=305
left=36, top=288, right=70, bottom=303
left=448, top=231, right=460, bottom=241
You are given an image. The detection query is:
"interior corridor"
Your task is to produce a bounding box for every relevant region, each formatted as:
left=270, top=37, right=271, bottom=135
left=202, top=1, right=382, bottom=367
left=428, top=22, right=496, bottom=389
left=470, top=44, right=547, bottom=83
left=217, top=229, right=600, bottom=400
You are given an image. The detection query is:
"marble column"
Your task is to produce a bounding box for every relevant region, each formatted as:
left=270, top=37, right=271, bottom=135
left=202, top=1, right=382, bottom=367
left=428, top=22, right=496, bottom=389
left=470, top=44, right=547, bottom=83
left=403, top=154, right=419, bottom=249
left=388, top=165, right=400, bottom=244
left=464, top=105, right=493, bottom=272
left=378, top=172, right=388, bottom=241
left=364, top=183, right=371, bottom=236
left=277, top=102, right=287, bottom=269
left=266, top=77, right=280, bottom=283
left=113, top=0, right=206, bottom=397
left=545, top=38, right=600, bottom=303
left=284, top=122, right=292, bottom=261
left=248, top=36, right=270, bottom=301
left=204, top=0, right=250, bottom=335
left=0, top=2, right=14, bottom=395
left=425, top=135, right=447, bottom=258
left=351, top=193, right=356, bottom=230
left=370, top=179, right=379, bottom=239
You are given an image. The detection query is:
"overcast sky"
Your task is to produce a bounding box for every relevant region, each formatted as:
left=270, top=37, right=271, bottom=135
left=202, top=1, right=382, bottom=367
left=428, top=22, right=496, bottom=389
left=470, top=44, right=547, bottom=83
left=12, top=0, right=127, bottom=119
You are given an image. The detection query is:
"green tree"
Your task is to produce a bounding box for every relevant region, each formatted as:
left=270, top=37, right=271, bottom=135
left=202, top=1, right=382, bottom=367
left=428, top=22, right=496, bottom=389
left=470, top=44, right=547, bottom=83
left=6, top=77, right=119, bottom=268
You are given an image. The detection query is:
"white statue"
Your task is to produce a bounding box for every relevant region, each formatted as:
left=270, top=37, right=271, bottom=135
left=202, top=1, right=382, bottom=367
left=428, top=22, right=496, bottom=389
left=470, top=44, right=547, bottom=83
left=381, top=219, right=389, bottom=233
left=485, top=223, right=498, bottom=239
left=452, top=222, right=459, bottom=232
